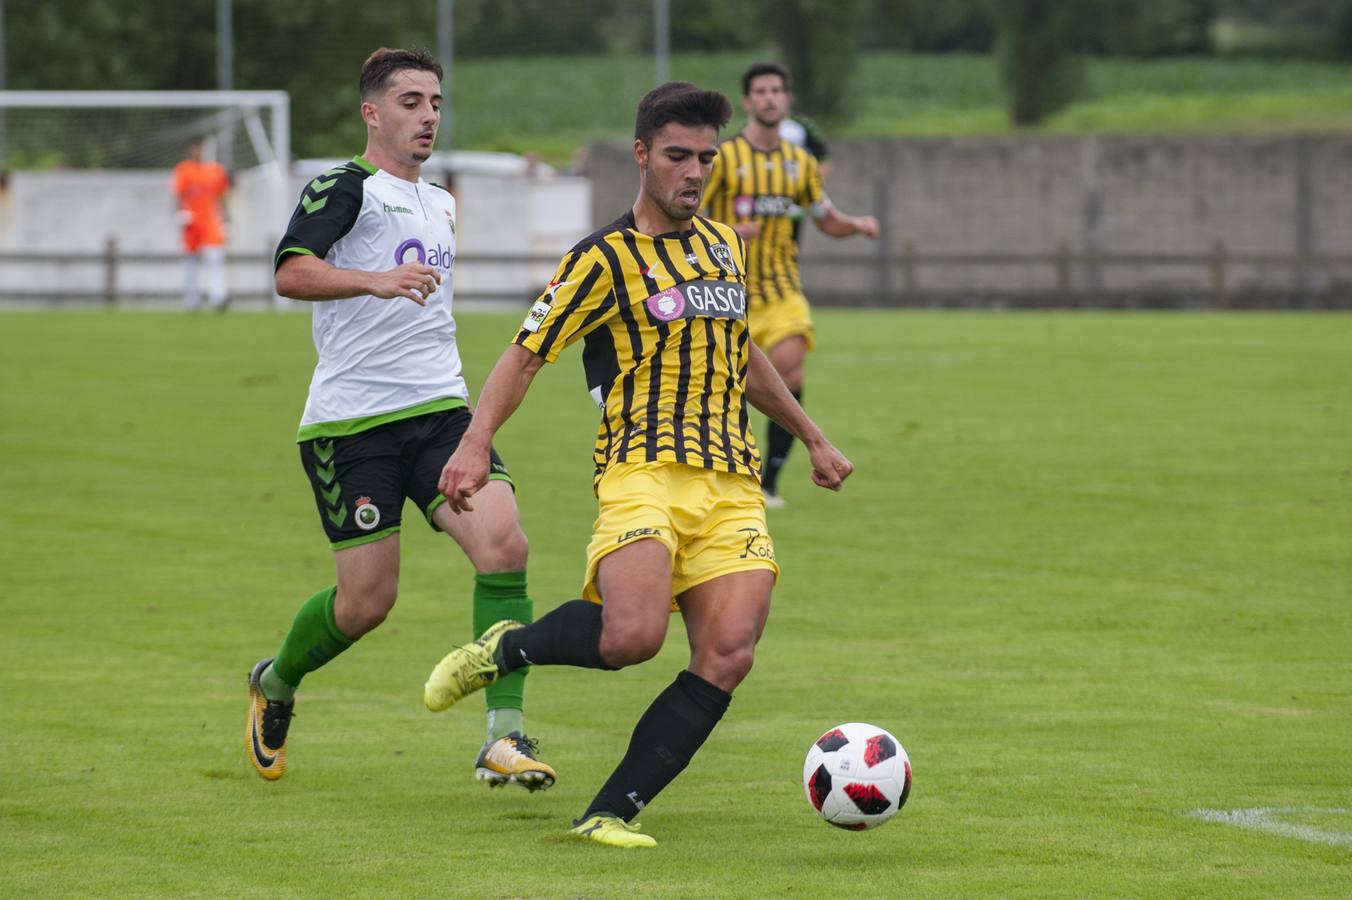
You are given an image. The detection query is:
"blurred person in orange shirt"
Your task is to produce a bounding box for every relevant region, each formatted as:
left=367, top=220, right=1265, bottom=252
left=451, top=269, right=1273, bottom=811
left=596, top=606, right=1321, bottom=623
left=171, top=138, right=231, bottom=311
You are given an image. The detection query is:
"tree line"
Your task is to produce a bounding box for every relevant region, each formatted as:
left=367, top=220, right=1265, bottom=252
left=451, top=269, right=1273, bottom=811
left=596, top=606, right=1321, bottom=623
left=4, top=0, right=1349, bottom=157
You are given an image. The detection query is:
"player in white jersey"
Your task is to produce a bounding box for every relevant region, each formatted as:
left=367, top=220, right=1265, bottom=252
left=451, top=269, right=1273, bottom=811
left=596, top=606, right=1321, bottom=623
left=244, top=48, right=555, bottom=791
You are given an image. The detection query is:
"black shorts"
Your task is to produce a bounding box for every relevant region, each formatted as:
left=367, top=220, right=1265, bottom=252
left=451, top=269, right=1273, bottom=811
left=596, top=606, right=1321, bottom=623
left=298, top=407, right=512, bottom=550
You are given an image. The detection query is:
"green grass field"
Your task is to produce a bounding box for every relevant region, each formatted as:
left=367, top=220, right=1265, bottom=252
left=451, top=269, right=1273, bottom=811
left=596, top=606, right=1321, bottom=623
left=451, top=52, right=1352, bottom=164
left=3, top=310, right=1350, bottom=897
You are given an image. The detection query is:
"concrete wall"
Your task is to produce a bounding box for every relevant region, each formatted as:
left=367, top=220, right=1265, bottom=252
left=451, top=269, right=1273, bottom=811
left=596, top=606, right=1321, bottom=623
left=586, top=134, right=1352, bottom=307
left=0, top=165, right=591, bottom=306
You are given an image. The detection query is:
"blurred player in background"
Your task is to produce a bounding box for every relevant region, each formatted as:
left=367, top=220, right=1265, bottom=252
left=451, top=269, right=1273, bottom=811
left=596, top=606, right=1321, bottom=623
left=424, top=81, right=854, bottom=849
left=244, top=47, right=556, bottom=793
left=170, top=138, right=230, bottom=311
left=704, top=63, right=879, bottom=508
left=780, top=112, right=830, bottom=181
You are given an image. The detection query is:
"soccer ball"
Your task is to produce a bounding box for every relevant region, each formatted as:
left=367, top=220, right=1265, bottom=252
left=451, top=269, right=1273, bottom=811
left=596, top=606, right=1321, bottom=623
left=802, top=722, right=911, bottom=830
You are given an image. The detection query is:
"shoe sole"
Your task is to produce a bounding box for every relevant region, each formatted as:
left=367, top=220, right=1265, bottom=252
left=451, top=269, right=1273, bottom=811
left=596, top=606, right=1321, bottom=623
left=246, top=658, right=285, bottom=781
left=475, top=766, right=556, bottom=791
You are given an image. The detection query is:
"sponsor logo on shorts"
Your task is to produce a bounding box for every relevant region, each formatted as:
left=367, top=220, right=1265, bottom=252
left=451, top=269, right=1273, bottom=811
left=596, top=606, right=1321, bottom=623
left=643, top=279, right=745, bottom=323
left=617, top=526, right=662, bottom=544
left=354, top=495, right=381, bottom=531
left=738, top=527, right=775, bottom=560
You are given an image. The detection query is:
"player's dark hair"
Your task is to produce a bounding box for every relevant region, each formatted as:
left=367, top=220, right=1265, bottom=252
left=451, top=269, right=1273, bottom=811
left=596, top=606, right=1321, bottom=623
left=741, top=62, right=791, bottom=96
left=634, top=82, right=732, bottom=146
left=360, top=48, right=443, bottom=100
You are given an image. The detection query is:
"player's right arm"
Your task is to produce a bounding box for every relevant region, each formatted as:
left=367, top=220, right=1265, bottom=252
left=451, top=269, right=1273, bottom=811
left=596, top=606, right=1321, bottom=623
left=275, top=254, right=439, bottom=306
left=273, top=163, right=438, bottom=305
left=439, top=242, right=616, bottom=511
left=439, top=343, right=546, bottom=513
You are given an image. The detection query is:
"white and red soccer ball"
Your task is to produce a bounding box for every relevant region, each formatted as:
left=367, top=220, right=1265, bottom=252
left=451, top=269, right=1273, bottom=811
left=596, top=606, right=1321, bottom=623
left=803, top=722, right=912, bottom=830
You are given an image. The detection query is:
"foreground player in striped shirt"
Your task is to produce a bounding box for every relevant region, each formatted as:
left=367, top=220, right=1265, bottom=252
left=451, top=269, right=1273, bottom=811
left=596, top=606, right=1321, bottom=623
left=424, top=81, right=854, bottom=848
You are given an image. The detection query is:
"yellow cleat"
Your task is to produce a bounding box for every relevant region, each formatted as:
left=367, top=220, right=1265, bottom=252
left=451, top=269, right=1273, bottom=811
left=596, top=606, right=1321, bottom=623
left=475, top=732, right=557, bottom=791
left=245, top=658, right=293, bottom=781
left=423, top=619, right=521, bottom=712
left=569, top=814, right=657, bottom=849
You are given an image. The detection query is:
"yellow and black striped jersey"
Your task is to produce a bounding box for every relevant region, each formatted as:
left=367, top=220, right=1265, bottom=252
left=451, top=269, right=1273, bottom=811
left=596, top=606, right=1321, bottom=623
left=704, top=134, right=825, bottom=303
left=514, top=211, right=760, bottom=487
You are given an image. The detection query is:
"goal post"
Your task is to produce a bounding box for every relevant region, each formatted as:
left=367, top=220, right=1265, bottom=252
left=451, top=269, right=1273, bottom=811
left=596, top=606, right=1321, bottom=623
left=0, top=89, right=289, bottom=188
left=0, top=90, right=291, bottom=307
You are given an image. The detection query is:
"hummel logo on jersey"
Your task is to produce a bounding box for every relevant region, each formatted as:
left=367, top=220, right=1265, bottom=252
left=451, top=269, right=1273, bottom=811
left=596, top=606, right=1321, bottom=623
left=383, top=203, right=414, bottom=215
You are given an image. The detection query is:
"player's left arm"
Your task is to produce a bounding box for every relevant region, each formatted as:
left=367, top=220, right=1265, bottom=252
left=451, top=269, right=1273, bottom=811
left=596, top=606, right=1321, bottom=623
left=800, top=154, right=878, bottom=239
left=814, top=203, right=878, bottom=239
left=744, top=342, right=853, bottom=491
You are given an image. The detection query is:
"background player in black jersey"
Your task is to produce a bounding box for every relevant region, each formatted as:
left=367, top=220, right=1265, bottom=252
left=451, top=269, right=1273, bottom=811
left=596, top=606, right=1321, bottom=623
left=706, top=62, right=879, bottom=508
left=423, top=81, right=854, bottom=848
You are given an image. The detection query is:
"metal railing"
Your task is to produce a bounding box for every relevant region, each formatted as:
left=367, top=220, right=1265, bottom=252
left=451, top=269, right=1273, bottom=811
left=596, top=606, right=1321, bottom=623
left=3, top=238, right=1351, bottom=308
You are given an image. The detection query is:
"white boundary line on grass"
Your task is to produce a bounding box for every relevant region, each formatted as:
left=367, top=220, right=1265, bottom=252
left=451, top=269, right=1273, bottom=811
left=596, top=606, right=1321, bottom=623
left=1189, top=807, right=1352, bottom=848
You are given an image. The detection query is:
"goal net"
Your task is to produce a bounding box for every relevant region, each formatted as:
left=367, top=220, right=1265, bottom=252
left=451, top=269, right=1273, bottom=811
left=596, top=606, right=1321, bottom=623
left=0, top=91, right=291, bottom=306
left=0, top=90, right=288, bottom=175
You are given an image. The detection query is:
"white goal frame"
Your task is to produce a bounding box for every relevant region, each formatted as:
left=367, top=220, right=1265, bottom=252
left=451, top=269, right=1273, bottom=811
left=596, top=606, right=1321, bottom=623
left=0, top=89, right=290, bottom=208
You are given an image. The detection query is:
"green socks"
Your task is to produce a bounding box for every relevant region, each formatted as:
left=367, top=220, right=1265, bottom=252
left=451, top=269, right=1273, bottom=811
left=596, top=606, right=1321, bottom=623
left=259, top=575, right=531, bottom=743
left=473, top=570, right=533, bottom=741
left=486, top=708, right=525, bottom=743
left=265, top=586, right=355, bottom=700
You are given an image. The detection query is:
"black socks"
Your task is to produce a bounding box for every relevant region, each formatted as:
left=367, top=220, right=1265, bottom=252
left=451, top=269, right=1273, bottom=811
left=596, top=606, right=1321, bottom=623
left=497, top=599, right=616, bottom=673
left=581, top=670, right=732, bottom=822
left=761, top=388, right=802, bottom=495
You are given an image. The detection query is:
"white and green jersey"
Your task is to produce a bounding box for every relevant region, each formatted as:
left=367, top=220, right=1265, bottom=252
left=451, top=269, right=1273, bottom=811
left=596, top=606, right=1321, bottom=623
left=276, top=156, right=466, bottom=442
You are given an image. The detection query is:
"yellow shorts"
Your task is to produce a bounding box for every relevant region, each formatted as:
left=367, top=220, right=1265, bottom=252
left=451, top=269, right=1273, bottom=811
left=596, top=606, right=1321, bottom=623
left=582, top=461, right=779, bottom=610
left=749, top=289, right=816, bottom=352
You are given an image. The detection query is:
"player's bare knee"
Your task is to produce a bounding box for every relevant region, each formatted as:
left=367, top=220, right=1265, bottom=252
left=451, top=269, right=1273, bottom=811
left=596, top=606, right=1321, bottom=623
left=336, top=585, right=397, bottom=637
left=496, top=526, right=529, bottom=571
left=598, top=621, right=664, bottom=668
left=690, top=635, right=757, bottom=689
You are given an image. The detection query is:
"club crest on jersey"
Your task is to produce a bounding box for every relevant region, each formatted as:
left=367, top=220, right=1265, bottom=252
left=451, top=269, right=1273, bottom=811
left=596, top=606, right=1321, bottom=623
left=711, top=242, right=735, bottom=272
left=647, top=288, right=685, bottom=321
left=444, top=208, right=456, bottom=234
left=354, top=496, right=381, bottom=531
left=786, top=160, right=800, bottom=180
